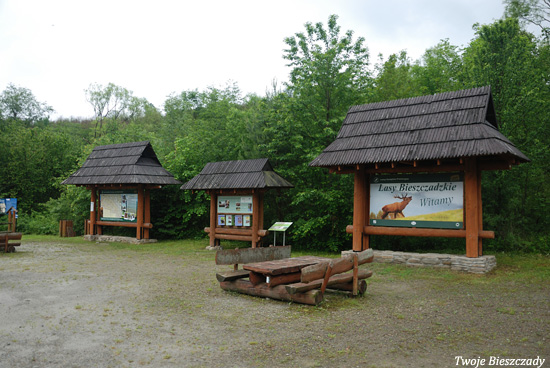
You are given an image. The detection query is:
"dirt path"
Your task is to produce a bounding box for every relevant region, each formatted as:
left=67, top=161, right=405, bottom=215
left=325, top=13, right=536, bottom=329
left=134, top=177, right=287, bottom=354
left=0, top=240, right=548, bottom=367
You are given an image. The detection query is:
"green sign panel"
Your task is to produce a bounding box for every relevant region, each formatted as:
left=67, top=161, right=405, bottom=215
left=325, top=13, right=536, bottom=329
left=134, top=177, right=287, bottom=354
left=269, top=222, right=293, bottom=232
left=369, top=173, right=463, bottom=229
left=100, top=190, right=138, bottom=222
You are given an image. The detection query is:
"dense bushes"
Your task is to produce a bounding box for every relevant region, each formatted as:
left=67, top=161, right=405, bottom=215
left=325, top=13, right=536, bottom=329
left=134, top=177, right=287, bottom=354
left=1, top=14, right=549, bottom=254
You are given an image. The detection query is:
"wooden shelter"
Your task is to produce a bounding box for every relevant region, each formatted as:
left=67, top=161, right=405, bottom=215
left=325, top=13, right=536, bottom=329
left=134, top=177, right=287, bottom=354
left=62, top=141, right=181, bottom=240
left=181, top=158, right=293, bottom=247
left=310, top=86, right=529, bottom=257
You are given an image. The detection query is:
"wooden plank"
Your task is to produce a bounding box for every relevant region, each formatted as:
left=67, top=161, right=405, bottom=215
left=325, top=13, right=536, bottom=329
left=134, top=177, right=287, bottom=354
left=216, top=270, right=250, bottom=282
left=94, top=221, right=153, bottom=228
left=0, top=233, right=22, bottom=241
left=267, top=272, right=301, bottom=288
left=215, top=246, right=291, bottom=265
left=243, top=256, right=326, bottom=276
left=347, top=225, right=495, bottom=239
left=328, top=280, right=368, bottom=294
left=219, top=279, right=324, bottom=305
left=249, top=271, right=266, bottom=285
left=287, top=269, right=373, bottom=295
left=300, top=249, right=373, bottom=283
left=215, top=234, right=253, bottom=242
left=205, top=227, right=269, bottom=237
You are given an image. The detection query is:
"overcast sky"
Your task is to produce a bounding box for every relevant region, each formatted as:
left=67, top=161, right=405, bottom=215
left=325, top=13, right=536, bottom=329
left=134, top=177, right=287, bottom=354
left=0, top=0, right=506, bottom=119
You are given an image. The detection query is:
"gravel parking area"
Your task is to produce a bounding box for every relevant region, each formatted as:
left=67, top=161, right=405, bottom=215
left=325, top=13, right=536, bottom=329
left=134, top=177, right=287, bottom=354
left=0, top=239, right=548, bottom=367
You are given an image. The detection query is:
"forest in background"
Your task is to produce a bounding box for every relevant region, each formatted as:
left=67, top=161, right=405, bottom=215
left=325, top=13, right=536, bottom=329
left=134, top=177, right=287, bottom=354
left=1, top=2, right=549, bottom=254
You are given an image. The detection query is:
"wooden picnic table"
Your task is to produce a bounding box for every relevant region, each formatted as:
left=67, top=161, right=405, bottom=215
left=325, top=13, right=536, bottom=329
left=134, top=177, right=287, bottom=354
left=243, top=256, right=329, bottom=287
left=215, top=247, right=374, bottom=305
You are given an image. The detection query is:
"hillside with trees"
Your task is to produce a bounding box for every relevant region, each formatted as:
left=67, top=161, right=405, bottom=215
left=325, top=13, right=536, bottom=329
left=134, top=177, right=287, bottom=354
left=1, top=6, right=548, bottom=254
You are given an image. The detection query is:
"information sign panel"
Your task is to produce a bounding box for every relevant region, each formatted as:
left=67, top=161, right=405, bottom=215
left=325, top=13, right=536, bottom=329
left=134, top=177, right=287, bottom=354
left=0, top=198, right=17, bottom=215
left=369, top=173, right=463, bottom=229
left=217, top=196, right=253, bottom=214
left=100, top=190, right=138, bottom=222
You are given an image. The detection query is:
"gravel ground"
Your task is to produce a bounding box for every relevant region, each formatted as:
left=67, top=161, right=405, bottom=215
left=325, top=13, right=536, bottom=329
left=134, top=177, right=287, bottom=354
left=0, top=239, right=548, bottom=368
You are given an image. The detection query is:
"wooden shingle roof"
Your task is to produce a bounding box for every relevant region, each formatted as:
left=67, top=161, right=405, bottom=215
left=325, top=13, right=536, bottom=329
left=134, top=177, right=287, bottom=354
left=62, top=141, right=181, bottom=186
left=310, top=86, right=529, bottom=168
left=181, top=158, right=293, bottom=190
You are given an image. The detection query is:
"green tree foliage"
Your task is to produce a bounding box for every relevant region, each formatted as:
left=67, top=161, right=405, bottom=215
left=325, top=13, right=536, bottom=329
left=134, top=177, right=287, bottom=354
left=0, top=83, right=54, bottom=125
left=505, top=0, right=550, bottom=38
left=462, top=18, right=550, bottom=251
left=3, top=13, right=549, bottom=254
left=260, top=15, right=372, bottom=250
left=0, top=120, right=80, bottom=213
left=85, top=83, right=151, bottom=137
left=412, top=39, right=463, bottom=95
left=283, top=14, right=371, bottom=125
left=372, top=51, right=418, bottom=101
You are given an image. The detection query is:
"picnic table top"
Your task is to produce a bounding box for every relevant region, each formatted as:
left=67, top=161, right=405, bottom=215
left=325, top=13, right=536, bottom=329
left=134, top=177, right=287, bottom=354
left=243, top=256, right=329, bottom=276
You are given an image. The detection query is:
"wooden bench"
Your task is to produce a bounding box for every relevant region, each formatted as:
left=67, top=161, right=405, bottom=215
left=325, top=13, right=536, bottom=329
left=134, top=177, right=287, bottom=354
left=0, top=232, right=22, bottom=253
left=285, top=249, right=374, bottom=299
left=216, top=247, right=374, bottom=305
left=215, top=246, right=291, bottom=282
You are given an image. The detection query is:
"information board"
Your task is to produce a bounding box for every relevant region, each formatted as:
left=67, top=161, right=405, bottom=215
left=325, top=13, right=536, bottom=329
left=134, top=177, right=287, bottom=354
left=217, top=196, right=253, bottom=214
left=0, top=198, right=17, bottom=215
left=100, top=190, right=138, bottom=222
left=369, top=173, right=463, bottom=229
left=269, top=222, right=293, bottom=232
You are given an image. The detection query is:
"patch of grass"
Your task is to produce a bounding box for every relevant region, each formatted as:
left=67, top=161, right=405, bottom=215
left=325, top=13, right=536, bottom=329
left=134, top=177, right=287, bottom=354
left=496, top=307, right=516, bottom=315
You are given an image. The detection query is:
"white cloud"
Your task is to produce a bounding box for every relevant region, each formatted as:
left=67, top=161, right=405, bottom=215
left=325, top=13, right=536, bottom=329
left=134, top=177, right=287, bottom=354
left=0, top=0, right=505, bottom=119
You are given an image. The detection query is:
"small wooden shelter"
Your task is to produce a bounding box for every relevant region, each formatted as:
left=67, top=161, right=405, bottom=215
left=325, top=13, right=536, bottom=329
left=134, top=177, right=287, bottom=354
left=62, top=141, right=181, bottom=240
left=181, top=158, right=293, bottom=247
left=310, top=86, right=529, bottom=257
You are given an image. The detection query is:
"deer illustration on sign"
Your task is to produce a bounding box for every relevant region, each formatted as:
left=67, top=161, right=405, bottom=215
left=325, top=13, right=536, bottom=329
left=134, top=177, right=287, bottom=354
left=381, top=194, right=412, bottom=219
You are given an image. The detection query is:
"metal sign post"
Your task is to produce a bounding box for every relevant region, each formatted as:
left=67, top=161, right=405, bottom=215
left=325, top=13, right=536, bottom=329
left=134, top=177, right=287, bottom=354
left=268, top=222, right=293, bottom=246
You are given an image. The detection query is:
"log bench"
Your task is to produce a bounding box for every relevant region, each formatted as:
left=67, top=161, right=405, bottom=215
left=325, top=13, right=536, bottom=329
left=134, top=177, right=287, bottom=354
left=215, top=245, right=291, bottom=282
left=0, top=232, right=22, bottom=253
left=216, top=247, right=374, bottom=305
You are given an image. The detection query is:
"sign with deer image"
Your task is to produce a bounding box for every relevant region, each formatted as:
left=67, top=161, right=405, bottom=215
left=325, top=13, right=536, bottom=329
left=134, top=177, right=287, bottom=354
left=370, top=173, right=463, bottom=229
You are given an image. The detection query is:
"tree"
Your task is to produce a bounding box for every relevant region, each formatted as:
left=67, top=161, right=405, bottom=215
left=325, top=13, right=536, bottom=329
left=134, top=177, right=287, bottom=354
left=461, top=18, right=550, bottom=250
left=505, top=0, right=550, bottom=38
left=372, top=50, right=418, bottom=102
left=85, top=83, right=151, bottom=137
left=0, top=83, right=54, bottom=125
left=283, top=14, right=371, bottom=124
left=411, top=39, right=463, bottom=95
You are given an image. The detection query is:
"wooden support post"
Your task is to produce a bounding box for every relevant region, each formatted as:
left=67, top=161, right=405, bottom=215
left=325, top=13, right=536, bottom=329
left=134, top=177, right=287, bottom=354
left=364, top=172, right=370, bottom=250
left=252, top=192, right=261, bottom=248
left=258, top=191, right=264, bottom=233
left=352, top=253, right=359, bottom=296
left=353, top=167, right=367, bottom=251
left=89, top=187, right=97, bottom=235
left=464, top=158, right=480, bottom=258
left=477, top=167, right=483, bottom=256
left=143, top=189, right=151, bottom=239
left=136, top=184, right=144, bottom=240
left=209, top=193, right=217, bottom=247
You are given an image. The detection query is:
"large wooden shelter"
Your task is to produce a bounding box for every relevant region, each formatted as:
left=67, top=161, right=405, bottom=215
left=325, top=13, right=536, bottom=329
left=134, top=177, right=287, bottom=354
left=310, top=86, right=529, bottom=257
left=62, top=141, right=181, bottom=240
left=181, top=158, right=293, bottom=248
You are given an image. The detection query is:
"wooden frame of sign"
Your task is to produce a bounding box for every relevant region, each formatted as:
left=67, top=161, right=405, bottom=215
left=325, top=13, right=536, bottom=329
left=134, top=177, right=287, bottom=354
left=85, top=183, right=159, bottom=240
left=204, top=189, right=267, bottom=248
left=331, top=157, right=514, bottom=258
